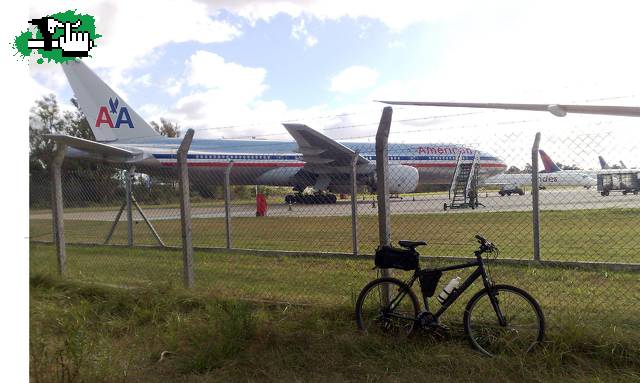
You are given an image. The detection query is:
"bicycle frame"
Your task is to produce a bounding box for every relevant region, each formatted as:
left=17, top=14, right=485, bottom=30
left=389, top=250, right=502, bottom=324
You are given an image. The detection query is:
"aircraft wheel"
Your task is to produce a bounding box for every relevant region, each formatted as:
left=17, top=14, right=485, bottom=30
left=443, top=203, right=448, bottom=211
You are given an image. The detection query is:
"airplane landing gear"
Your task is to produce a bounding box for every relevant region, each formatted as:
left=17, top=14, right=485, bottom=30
left=284, top=192, right=337, bottom=204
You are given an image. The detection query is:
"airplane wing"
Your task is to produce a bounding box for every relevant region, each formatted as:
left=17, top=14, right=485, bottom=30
left=282, top=124, right=370, bottom=168
left=377, top=101, right=640, bottom=117
left=46, top=134, right=139, bottom=158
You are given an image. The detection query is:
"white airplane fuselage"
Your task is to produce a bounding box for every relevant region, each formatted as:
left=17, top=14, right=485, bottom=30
left=485, top=171, right=597, bottom=188
left=67, top=137, right=507, bottom=191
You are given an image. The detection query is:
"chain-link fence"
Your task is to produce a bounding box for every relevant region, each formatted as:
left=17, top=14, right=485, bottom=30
left=29, top=109, right=640, bottom=343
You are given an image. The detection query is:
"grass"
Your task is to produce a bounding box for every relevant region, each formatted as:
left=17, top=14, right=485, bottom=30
left=30, top=274, right=640, bottom=382
left=30, top=243, right=640, bottom=340
left=30, top=208, right=640, bottom=263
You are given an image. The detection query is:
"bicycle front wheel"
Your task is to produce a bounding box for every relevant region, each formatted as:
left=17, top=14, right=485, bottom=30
left=464, top=284, right=545, bottom=356
left=355, top=277, right=419, bottom=338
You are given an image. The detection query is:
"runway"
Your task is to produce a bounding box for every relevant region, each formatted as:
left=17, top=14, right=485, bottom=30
left=30, top=188, right=640, bottom=222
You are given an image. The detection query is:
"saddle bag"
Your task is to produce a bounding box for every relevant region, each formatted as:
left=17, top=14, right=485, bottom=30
left=374, top=245, right=419, bottom=271
left=418, top=270, right=442, bottom=297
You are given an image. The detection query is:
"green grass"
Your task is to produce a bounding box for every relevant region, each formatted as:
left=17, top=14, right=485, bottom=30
left=30, top=274, right=640, bottom=382
left=30, top=208, right=640, bottom=263
left=30, top=243, right=640, bottom=341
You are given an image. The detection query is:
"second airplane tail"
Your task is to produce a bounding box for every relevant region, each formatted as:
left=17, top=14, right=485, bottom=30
left=539, top=149, right=562, bottom=173
left=61, top=61, right=160, bottom=142
left=598, top=156, right=610, bottom=169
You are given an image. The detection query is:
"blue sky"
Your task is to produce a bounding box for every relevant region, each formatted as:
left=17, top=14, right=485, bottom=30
left=27, top=0, right=640, bottom=167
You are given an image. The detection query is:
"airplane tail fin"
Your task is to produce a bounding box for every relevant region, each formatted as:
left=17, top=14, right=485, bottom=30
left=61, top=61, right=160, bottom=142
left=598, top=156, right=610, bottom=169
left=538, top=149, right=562, bottom=172
left=620, top=160, right=627, bottom=169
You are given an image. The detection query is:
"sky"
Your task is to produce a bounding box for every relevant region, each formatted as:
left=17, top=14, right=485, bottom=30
left=25, top=0, right=640, bottom=168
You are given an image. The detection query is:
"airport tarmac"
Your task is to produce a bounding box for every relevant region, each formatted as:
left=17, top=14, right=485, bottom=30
left=30, top=188, right=640, bottom=222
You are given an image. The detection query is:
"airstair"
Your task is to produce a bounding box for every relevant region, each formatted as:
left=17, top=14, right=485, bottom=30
left=444, top=151, right=481, bottom=210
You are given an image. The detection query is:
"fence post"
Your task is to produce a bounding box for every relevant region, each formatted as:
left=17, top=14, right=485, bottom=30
left=531, top=132, right=541, bottom=262
left=125, top=167, right=135, bottom=247
left=376, top=107, right=394, bottom=298
left=224, top=161, right=234, bottom=249
left=177, top=129, right=195, bottom=288
left=51, top=144, right=67, bottom=276
left=351, top=150, right=359, bottom=256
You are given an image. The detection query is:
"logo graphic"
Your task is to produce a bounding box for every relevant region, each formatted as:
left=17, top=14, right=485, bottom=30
left=12, top=10, right=100, bottom=64
left=96, top=97, right=135, bottom=129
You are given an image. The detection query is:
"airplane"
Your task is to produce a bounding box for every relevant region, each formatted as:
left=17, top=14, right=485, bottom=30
left=379, top=100, right=640, bottom=191
left=482, top=149, right=597, bottom=189
left=537, top=149, right=597, bottom=188
left=45, top=61, right=508, bottom=202
left=599, top=156, right=629, bottom=170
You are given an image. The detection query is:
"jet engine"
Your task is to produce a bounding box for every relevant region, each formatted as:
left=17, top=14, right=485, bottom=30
left=388, top=165, right=419, bottom=193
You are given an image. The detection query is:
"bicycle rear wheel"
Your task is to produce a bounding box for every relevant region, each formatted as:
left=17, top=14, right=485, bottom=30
left=355, top=277, right=419, bottom=337
left=464, top=284, right=545, bottom=356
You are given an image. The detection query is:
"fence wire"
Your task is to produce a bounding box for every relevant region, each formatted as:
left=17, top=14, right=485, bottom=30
left=29, top=123, right=640, bottom=342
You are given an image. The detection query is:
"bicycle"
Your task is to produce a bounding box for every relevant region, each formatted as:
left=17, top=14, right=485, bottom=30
left=355, top=235, right=545, bottom=356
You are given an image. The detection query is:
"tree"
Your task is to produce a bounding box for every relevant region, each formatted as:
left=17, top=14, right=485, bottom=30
left=505, top=165, right=522, bottom=174
left=523, top=163, right=533, bottom=173
left=29, top=94, right=119, bottom=208
left=150, top=118, right=181, bottom=137
left=29, top=94, right=65, bottom=172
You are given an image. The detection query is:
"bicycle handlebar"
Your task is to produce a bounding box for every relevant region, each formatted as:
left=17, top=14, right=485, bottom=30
left=475, top=234, right=497, bottom=253
left=475, top=234, right=487, bottom=244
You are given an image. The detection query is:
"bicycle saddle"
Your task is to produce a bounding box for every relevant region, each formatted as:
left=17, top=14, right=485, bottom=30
left=398, top=240, right=427, bottom=249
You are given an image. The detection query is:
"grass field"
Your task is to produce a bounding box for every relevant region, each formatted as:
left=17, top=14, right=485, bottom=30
left=30, top=273, right=640, bottom=382
left=30, top=243, right=640, bottom=340
left=30, top=208, right=640, bottom=263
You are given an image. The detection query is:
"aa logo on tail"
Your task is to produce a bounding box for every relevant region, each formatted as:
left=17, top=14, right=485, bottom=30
left=95, top=97, right=135, bottom=129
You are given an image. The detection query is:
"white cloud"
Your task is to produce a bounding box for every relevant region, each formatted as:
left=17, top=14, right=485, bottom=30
left=138, top=103, right=163, bottom=121
left=387, top=40, right=405, bottom=48
left=206, top=0, right=469, bottom=31
left=29, top=0, right=242, bottom=92
left=132, top=73, right=152, bottom=87
left=330, top=66, right=379, bottom=93
left=185, top=50, right=267, bottom=102
left=291, top=18, right=318, bottom=47
left=165, top=78, right=184, bottom=96
left=305, top=35, right=318, bottom=47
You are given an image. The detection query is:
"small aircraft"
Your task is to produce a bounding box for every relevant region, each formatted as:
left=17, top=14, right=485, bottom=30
left=46, top=61, right=507, bottom=202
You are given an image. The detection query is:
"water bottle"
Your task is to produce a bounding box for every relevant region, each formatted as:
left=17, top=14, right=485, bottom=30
left=437, top=277, right=461, bottom=304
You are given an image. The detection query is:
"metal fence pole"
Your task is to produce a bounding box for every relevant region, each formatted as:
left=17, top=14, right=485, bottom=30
left=125, top=167, right=134, bottom=247
left=351, top=151, right=359, bottom=256
left=177, top=129, right=195, bottom=288
left=224, top=160, right=234, bottom=249
left=51, top=144, right=66, bottom=276
left=376, top=107, right=394, bottom=294
left=531, top=132, right=541, bottom=262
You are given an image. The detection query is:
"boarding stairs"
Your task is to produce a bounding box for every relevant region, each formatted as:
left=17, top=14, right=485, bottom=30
left=444, top=151, right=481, bottom=210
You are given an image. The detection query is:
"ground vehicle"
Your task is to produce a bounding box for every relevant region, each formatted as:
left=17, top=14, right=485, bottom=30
left=498, top=184, right=524, bottom=196
left=355, top=235, right=545, bottom=356
left=597, top=172, right=639, bottom=196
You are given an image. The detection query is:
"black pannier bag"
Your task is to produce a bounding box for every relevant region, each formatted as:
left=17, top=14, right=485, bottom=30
left=418, top=270, right=442, bottom=297
left=374, top=245, right=419, bottom=271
